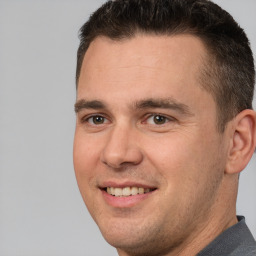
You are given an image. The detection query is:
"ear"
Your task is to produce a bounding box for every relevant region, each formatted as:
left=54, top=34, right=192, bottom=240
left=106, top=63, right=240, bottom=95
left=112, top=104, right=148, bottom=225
left=225, top=109, right=256, bottom=174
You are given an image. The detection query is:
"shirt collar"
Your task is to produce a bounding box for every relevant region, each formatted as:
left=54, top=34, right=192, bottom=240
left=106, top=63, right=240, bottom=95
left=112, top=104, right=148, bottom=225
left=197, top=216, right=256, bottom=256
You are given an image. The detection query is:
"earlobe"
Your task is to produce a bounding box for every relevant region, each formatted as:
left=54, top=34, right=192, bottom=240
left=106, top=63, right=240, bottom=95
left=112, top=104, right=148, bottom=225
left=225, top=109, right=256, bottom=174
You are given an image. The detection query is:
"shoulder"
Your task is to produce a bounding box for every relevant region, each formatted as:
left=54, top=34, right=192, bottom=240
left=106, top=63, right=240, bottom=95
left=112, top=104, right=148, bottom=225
left=226, top=216, right=256, bottom=256
left=197, top=216, right=256, bottom=256
left=230, top=246, right=256, bottom=256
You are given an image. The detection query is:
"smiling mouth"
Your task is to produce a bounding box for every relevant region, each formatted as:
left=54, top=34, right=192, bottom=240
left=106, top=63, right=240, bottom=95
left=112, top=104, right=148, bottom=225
left=103, top=187, right=156, bottom=197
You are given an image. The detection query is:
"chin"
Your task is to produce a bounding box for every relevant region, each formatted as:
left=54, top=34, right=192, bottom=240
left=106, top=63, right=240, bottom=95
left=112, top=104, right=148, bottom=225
left=103, top=231, right=174, bottom=256
left=97, top=216, right=173, bottom=256
left=98, top=219, right=145, bottom=246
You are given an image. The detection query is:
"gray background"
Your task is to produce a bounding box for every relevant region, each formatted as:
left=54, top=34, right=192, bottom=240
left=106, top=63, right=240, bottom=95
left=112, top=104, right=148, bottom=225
left=0, top=1, right=255, bottom=255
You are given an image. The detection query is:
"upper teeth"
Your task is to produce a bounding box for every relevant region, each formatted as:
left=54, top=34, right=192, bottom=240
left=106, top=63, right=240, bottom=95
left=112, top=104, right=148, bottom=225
left=106, top=187, right=152, bottom=197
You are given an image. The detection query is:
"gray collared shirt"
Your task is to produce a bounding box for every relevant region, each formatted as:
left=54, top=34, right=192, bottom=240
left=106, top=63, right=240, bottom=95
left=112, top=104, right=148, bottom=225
left=197, top=216, right=256, bottom=256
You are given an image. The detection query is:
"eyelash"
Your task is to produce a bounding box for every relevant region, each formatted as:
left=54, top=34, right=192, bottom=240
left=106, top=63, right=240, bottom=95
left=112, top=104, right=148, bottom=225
left=143, top=114, right=174, bottom=125
left=81, top=114, right=109, bottom=125
left=81, top=113, right=175, bottom=126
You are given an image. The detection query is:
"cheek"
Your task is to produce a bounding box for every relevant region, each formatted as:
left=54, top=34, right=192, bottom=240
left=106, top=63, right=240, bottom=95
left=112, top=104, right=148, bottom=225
left=73, top=134, right=101, bottom=216
left=143, top=131, right=219, bottom=194
left=144, top=133, right=197, bottom=174
left=73, top=132, right=101, bottom=191
left=74, top=128, right=103, bottom=163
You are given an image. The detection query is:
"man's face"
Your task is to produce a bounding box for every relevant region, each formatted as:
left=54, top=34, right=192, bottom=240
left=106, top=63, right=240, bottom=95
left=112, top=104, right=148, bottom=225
left=74, top=35, right=230, bottom=255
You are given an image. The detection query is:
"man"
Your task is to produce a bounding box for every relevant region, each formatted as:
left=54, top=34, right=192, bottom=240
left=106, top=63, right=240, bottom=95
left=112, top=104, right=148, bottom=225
left=73, top=0, right=256, bottom=255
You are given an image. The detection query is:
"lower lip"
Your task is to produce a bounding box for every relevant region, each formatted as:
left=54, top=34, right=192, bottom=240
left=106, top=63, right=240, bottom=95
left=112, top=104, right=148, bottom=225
left=102, top=190, right=155, bottom=208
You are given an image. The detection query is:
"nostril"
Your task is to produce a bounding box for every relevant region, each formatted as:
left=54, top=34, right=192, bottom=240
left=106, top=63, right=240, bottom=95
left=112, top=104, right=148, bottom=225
left=100, top=148, right=144, bottom=169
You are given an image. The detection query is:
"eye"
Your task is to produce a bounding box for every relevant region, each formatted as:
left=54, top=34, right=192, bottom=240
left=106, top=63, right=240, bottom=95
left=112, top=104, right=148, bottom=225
left=146, top=114, right=170, bottom=125
left=86, top=115, right=108, bottom=125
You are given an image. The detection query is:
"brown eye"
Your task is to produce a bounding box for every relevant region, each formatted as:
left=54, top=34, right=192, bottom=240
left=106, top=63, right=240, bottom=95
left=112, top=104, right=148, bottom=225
left=93, top=116, right=104, bottom=124
left=146, top=114, right=169, bottom=125
left=153, top=115, right=167, bottom=125
left=87, top=115, right=107, bottom=125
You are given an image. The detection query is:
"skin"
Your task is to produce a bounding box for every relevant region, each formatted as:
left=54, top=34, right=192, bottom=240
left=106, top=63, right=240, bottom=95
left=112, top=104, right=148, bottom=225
left=73, top=35, right=256, bottom=256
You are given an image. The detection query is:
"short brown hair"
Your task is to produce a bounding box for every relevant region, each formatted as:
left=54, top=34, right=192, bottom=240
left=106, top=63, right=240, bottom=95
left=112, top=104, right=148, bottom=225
left=76, top=0, right=255, bottom=132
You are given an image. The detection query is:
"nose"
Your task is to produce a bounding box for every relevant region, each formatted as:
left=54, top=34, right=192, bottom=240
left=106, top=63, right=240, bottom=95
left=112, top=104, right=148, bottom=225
left=100, top=125, right=143, bottom=169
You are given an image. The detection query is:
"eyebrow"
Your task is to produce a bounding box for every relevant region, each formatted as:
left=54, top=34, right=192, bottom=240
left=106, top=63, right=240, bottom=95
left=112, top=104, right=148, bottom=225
left=134, top=98, right=193, bottom=116
left=74, top=97, right=193, bottom=116
left=74, top=99, right=106, bottom=113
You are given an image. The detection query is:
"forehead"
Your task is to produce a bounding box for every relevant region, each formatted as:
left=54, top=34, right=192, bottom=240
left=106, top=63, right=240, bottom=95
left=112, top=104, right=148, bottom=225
left=80, top=34, right=208, bottom=76
left=77, top=34, right=214, bottom=114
